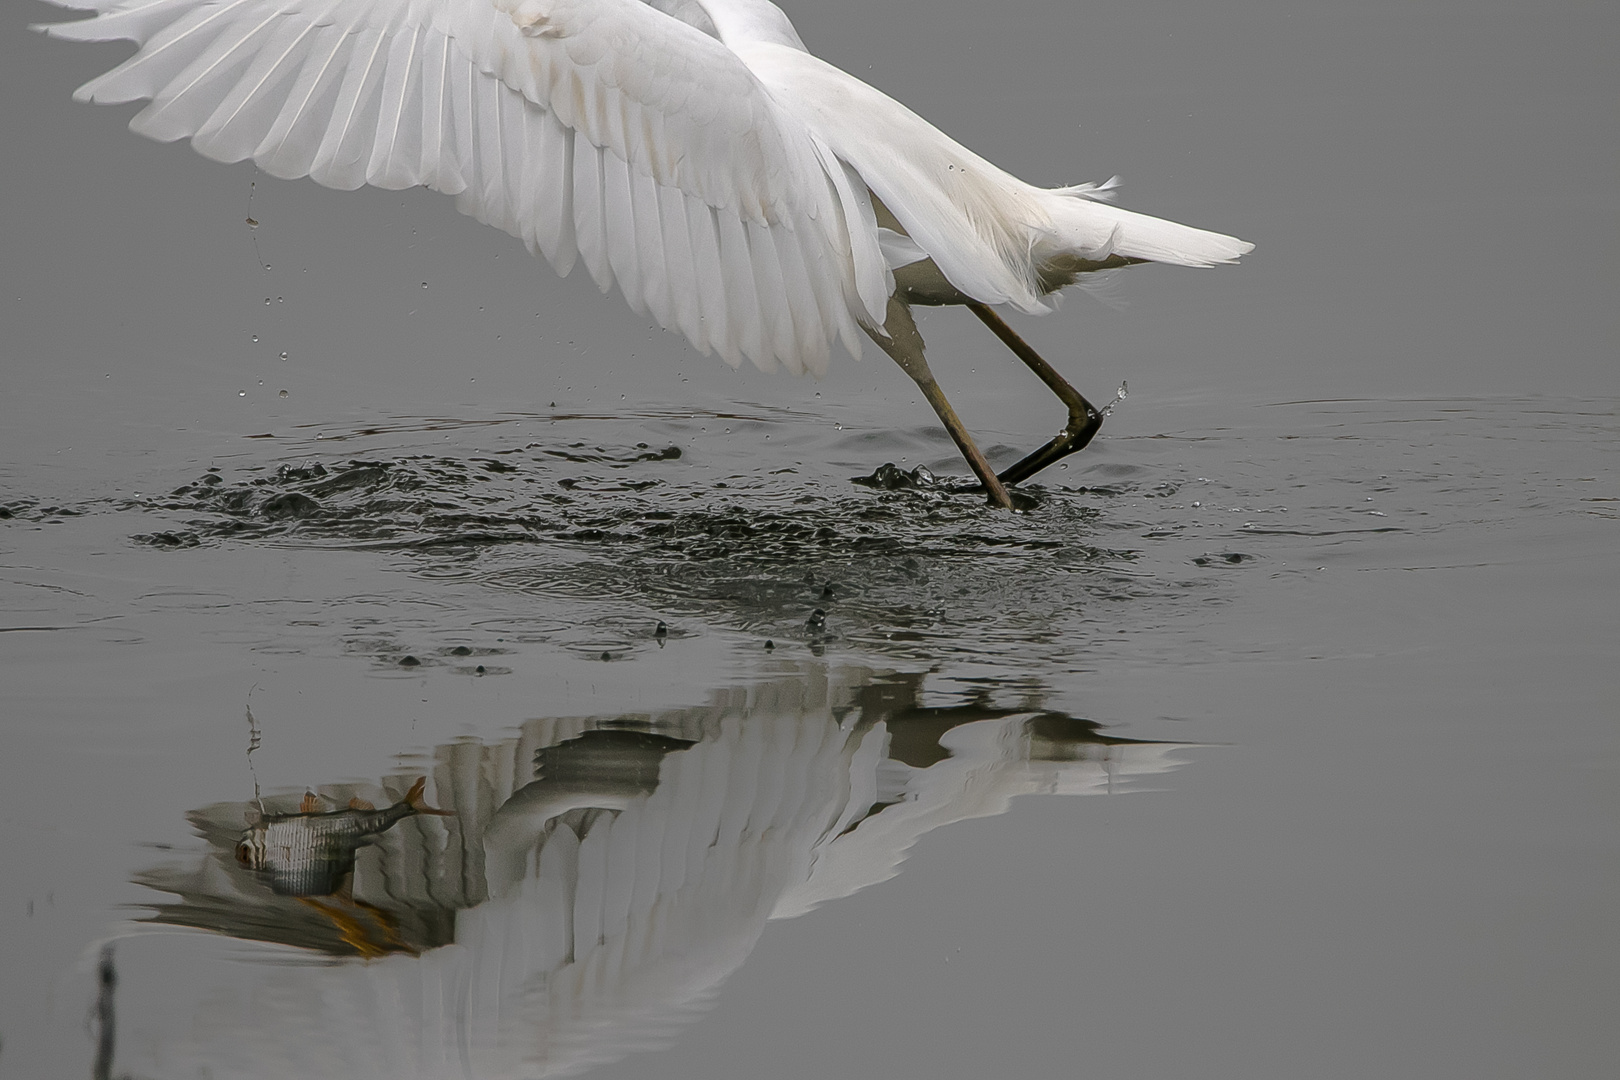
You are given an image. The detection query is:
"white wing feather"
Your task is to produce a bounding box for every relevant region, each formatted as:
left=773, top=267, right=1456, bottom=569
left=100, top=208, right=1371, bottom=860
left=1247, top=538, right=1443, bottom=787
left=39, top=0, right=890, bottom=374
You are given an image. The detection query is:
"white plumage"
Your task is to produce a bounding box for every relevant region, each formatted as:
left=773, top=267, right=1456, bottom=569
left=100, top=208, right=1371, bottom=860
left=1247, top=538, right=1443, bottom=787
left=40, top=0, right=1252, bottom=503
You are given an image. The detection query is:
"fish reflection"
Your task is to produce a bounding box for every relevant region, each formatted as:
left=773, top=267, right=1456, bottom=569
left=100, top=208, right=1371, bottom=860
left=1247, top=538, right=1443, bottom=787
left=235, top=777, right=454, bottom=897
left=127, top=667, right=1189, bottom=1078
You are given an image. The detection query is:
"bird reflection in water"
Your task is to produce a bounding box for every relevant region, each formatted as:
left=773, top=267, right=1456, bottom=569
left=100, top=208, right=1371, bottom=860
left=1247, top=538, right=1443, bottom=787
left=129, top=667, right=1189, bottom=1077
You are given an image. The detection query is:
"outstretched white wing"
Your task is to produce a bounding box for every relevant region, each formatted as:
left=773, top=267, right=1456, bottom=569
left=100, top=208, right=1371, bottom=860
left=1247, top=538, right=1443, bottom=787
left=40, top=0, right=892, bottom=374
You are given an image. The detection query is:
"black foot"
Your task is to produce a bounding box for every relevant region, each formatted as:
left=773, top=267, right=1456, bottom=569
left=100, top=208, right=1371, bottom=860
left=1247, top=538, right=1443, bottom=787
left=997, top=399, right=1104, bottom=487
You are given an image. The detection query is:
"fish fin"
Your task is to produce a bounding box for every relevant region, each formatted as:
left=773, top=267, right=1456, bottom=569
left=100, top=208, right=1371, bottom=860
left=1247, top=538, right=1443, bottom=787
left=348, top=797, right=376, bottom=811
left=300, top=791, right=322, bottom=813
left=403, top=776, right=455, bottom=817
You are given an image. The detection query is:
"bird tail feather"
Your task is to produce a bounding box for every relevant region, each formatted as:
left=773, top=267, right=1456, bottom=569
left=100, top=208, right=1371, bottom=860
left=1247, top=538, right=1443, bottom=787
left=1046, top=186, right=1252, bottom=268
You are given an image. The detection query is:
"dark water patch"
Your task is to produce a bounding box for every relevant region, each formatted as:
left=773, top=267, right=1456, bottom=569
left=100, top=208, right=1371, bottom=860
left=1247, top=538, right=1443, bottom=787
left=1193, top=552, right=1257, bottom=566
left=85, top=398, right=1614, bottom=666
left=0, top=498, right=82, bottom=523
left=538, top=442, right=682, bottom=466
left=133, top=529, right=202, bottom=549
left=95, top=441, right=1220, bottom=665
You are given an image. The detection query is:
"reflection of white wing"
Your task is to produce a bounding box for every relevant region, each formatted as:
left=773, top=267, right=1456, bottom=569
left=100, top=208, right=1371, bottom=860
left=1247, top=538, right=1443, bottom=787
left=40, top=0, right=891, bottom=374
left=777, top=717, right=1190, bottom=918
left=118, top=667, right=1189, bottom=1078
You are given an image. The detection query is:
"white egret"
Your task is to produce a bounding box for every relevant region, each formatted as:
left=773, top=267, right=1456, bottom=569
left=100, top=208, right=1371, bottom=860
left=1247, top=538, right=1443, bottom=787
left=38, top=0, right=1252, bottom=509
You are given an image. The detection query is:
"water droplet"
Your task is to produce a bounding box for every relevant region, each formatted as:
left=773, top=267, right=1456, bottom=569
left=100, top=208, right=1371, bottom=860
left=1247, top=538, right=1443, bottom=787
left=277, top=297, right=283, bottom=303
left=251, top=334, right=258, bottom=342
left=279, top=351, right=288, bottom=360
left=264, top=298, right=271, bottom=305
left=421, top=282, right=429, bottom=289
left=278, top=389, right=288, bottom=398
left=238, top=390, right=246, bottom=397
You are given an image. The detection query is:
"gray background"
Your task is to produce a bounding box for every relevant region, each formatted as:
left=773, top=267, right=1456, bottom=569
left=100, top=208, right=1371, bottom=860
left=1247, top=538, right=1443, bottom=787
left=2, top=2, right=1616, bottom=1078
left=6, top=0, right=1615, bottom=427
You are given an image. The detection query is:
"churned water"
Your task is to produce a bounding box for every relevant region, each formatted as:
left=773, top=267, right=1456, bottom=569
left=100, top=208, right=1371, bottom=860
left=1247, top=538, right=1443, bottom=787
left=3, top=0, right=1617, bottom=1077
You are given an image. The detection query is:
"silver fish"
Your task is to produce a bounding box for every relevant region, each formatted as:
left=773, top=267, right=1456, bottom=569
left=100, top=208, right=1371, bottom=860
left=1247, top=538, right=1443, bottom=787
left=235, top=777, right=452, bottom=896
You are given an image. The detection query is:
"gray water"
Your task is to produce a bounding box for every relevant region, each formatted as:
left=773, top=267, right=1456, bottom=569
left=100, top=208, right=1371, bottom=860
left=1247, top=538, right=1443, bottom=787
left=2, top=1, right=1616, bottom=1078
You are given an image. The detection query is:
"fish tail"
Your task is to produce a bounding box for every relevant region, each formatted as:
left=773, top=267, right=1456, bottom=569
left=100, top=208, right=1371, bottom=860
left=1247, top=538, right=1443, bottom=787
left=403, top=776, right=455, bottom=817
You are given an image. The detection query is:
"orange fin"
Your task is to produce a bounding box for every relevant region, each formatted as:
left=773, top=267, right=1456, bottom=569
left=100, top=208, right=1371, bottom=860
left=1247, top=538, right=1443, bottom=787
left=300, top=791, right=322, bottom=813
left=402, top=776, right=455, bottom=817
left=348, top=797, right=376, bottom=811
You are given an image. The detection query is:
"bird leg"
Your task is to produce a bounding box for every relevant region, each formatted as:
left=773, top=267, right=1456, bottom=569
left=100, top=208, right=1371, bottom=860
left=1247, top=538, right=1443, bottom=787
left=866, top=297, right=1016, bottom=510
left=965, top=302, right=1105, bottom=487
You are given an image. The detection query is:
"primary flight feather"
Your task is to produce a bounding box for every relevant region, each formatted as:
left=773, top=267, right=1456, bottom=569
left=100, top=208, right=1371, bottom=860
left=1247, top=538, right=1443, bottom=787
left=39, top=0, right=1252, bottom=507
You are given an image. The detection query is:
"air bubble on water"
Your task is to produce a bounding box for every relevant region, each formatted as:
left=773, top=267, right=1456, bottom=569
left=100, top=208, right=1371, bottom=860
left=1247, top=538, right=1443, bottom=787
left=421, top=282, right=429, bottom=289
left=279, top=351, right=288, bottom=360
left=277, top=297, right=283, bottom=303
left=238, top=390, right=246, bottom=397
left=278, top=389, right=288, bottom=398
left=264, top=298, right=271, bottom=305
left=1192, top=500, right=1202, bottom=507
left=251, top=334, right=258, bottom=341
